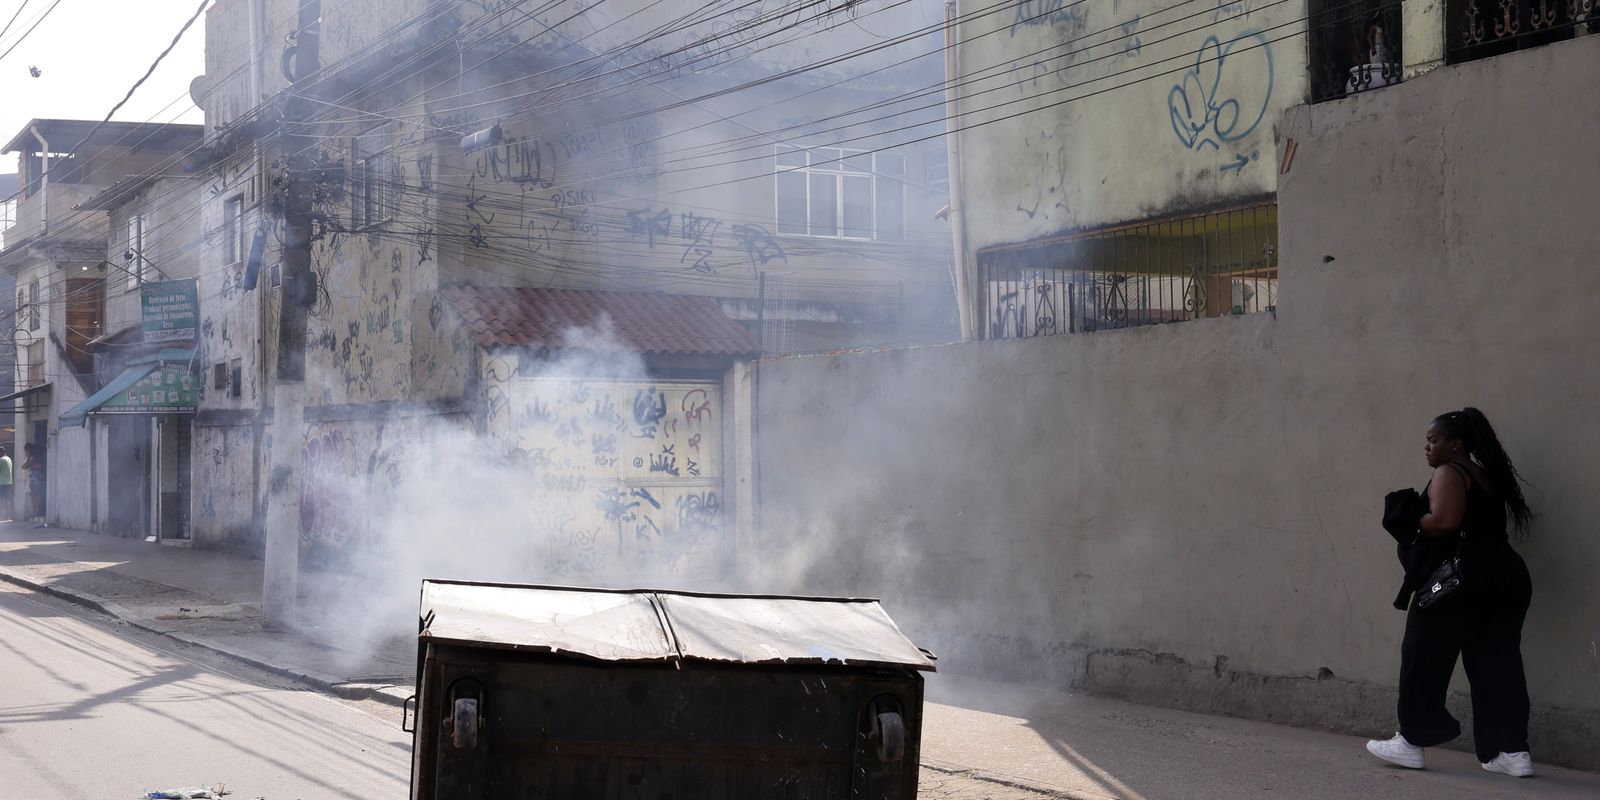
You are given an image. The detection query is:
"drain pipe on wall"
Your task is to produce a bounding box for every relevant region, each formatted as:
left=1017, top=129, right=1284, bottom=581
left=943, top=1, right=974, bottom=341
left=31, top=125, right=49, bottom=236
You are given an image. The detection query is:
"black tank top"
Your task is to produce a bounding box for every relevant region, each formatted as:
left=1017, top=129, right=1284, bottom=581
left=1425, top=462, right=1509, bottom=553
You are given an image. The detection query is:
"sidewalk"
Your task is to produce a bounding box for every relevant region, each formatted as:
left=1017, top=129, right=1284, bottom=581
left=0, top=522, right=1595, bottom=799
left=0, top=522, right=415, bottom=705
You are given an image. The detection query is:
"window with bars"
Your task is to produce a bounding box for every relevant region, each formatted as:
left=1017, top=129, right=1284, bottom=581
left=1447, top=0, right=1598, bottom=64
left=27, top=279, right=39, bottom=332
left=352, top=128, right=394, bottom=229
left=775, top=145, right=905, bottom=241
left=223, top=196, right=245, bottom=265
left=977, top=204, right=1279, bottom=340
left=1308, top=0, right=1404, bottom=102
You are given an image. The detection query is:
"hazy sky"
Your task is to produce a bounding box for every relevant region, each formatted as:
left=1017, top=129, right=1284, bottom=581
left=0, top=0, right=209, bottom=157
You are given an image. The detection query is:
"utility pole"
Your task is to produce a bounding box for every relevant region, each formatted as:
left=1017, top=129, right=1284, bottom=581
left=263, top=0, right=320, bottom=629
left=943, top=0, right=974, bottom=341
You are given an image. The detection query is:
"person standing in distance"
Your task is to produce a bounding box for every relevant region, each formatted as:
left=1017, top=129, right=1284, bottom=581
left=1367, top=408, right=1535, bottom=777
left=21, top=443, right=45, bottom=527
left=0, top=446, right=12, bottom=521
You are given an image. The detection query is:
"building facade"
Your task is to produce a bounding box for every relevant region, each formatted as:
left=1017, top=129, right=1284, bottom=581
left=173, top=0, right=957, bottom=568
left=0, top=121, right=204, bottom=528
left=749, top=2, right=1600, bottom=769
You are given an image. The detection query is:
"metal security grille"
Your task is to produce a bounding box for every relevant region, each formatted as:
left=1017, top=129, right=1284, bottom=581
left=1309, top=0, right=1404, bottom=103
left=1448, top=0, right=1599, bottom=64
left=977, top=204, right=1277, bottom=340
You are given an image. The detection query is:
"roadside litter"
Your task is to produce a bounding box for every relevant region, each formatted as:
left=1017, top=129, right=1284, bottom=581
left=143, top=785, right=227, bottom=799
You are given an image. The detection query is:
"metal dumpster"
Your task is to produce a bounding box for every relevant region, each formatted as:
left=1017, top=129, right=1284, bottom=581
left=407, top=580, right=936, bottom=800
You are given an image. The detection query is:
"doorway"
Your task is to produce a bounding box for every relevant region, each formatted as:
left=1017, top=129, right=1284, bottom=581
left=156, top=416, right=192, bottom=542
left=107, top=417, right=150, bottom=538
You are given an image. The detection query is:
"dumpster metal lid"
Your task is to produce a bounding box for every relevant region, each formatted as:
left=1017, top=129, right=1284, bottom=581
left=419, top=580, right=935, bottom=671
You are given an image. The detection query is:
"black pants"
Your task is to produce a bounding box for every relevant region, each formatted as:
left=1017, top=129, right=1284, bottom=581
left=1398, top=546, right=1532, bottom=762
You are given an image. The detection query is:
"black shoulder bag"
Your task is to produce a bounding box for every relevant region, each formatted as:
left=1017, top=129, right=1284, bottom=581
left=1413, top=530, right=1464, bottom=609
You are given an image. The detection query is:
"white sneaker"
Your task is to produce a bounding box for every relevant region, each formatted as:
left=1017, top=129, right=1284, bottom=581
left=1482, top=751, right=1534, bottom=778
left=1366, top=732, right=1425, bottom=769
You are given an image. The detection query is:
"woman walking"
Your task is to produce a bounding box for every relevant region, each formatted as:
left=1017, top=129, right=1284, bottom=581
left=1367, top=408, right=1534, bottom=776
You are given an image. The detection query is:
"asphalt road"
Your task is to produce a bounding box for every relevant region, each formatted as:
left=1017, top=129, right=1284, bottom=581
left=6, top=573, right=1592, bottom=800
left=0, top=581, right=412, bottom=798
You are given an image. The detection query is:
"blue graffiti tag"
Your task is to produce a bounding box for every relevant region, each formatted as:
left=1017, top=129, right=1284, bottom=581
left=1167, top=31, right=1274, bottom=153
left=1219, top=151, right=1258, bottom=173
left=1011, top=0, right=1088, bottom=36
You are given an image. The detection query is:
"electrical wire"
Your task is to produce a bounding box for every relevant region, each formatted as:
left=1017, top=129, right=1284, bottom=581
left=0, top=0, right=640, bottom=329
left=292, top=0, right=1256, bottom=191
left=0, top=0, right=62, bottom=64
left=4, top=0, right=1383, bottom=337
left=412, top=0, right=1392, bottom=213
left=0, top=0, right=34, bottom=44
left=61, top=0, right=215, bottom=168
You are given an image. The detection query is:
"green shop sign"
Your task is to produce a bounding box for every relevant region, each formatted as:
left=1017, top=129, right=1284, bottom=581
left=98, top=363, right=199, bottom=414
left=141, top=278, right=198, bottom=342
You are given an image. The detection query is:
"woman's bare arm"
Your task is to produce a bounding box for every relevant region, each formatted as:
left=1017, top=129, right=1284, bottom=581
left=1419, top=464, right=1466, bottom=537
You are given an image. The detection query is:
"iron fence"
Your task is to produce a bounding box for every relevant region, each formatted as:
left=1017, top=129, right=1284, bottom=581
left=1448, top=0, right=1599, bottom=63
left=978, top=204, right=1277, bottom=340
left=1310, top=0, right=1405, bottom=103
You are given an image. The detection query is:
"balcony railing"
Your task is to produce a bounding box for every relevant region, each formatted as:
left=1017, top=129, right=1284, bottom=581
left=1310, top=0, right=1405, bottom=103
left=976, top=205, right=1278, bottom=341
left=1448, top=0, right=1599, bottom=63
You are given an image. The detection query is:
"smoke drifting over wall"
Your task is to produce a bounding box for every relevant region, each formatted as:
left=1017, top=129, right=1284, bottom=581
left=299, top=321, right=719, bottom=669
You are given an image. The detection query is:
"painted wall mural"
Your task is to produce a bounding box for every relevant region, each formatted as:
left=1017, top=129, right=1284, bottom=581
left=484, top=359, right=726, bottom=579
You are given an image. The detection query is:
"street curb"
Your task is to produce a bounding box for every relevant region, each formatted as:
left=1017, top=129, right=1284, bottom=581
left=0, top=565, right=411, bottom=710
left=0, top=563, right=118, bottom=616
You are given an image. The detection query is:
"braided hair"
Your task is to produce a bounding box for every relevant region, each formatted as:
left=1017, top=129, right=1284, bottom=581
left=1433, top=408, right=1533, bottom=539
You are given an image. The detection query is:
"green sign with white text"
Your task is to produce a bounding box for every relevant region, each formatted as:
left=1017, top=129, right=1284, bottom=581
left=141, top=279, right=198, bottom=342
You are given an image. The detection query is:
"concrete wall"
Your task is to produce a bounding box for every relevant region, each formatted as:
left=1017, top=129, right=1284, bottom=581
left=956, top=0, right=1307, bottom=246
left=7, top=257, right=95, bottom=529
left=752, top=37, right=1600, bottom=767
left=105, top=178, right=205, bottom=338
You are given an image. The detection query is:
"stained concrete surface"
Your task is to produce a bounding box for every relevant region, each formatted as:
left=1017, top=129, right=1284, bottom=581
left=925, top=676, right=1600, bottom=799
left=2, top=523, right=1597, bottom=798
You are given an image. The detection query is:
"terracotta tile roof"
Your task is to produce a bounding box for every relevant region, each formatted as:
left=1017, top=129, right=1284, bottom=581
left=442, top=286, right=762, bottom=356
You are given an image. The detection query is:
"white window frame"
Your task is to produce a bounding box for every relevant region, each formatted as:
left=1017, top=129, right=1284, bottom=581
left=774, top=145, right=905, bottom=241
left=222, top=195, right=245, bottom=265
left=126, top=213, right=147, bottom=288
left=27, top=279, right=39, bottom=332
left=352, top=127, right=394, bottom=229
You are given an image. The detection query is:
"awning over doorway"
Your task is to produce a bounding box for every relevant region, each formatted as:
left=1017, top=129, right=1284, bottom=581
left=61, top=350, right=198, bottom=427
left=0, top=381, right=51, bottom=414
left=0, top=382, right=50, bottom=404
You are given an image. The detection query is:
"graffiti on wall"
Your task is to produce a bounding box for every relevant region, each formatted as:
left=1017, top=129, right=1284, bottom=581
left=1167, top=31, right=1273, bottom=171
left=1010, top=0, right=1089, bottom=36
left=297, top=419, right=417, bottom=564
left=300, top=423, right=356, bottom=551
left=619, top=205, right=786, bottom=274
left=484, top=364, right=725, bottom=577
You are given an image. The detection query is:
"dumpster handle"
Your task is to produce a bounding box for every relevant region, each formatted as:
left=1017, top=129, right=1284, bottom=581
left=401, top=695, right=417, bottom=733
